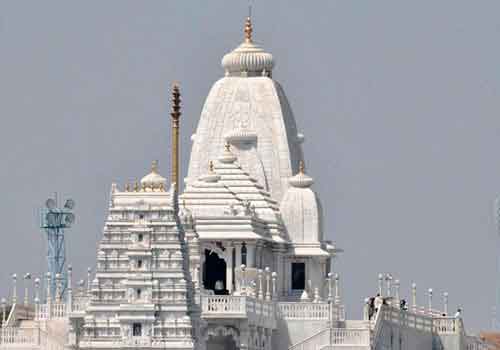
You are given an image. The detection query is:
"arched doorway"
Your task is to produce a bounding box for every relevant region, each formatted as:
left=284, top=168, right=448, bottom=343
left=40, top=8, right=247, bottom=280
left=203, top=249, right=227, bottom=294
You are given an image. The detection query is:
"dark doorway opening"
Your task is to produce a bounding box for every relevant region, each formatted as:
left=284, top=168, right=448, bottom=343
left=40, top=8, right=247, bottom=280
left=203, top=249, right=227, bottom=294
left=291, top=262, right=305, bottom=290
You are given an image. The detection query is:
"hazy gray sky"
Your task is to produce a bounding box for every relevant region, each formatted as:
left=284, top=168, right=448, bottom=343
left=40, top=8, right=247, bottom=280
left=0, top=1, right=499, bottom=331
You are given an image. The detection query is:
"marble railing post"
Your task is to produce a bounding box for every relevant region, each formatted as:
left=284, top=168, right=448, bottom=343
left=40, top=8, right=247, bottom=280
left=334, top=273, right=341, bottom=305
left=327, top=273, right=333, bottom=302
left=34, top=279, right=40, bottom=319
left=67, top=266, right=73, bottom=311
left=258, top=269, right=264, bottom=300
left=1, top=298, right=6, bottom=325
left=411, top=283, right=417, bottom=313
left=12, top=274, right=17, bottom=305
left=55, top=274, right=62, bottom=302
left=23, top=273, right=31, bottom=306
left=240, top=265, right=246, bottom=296
left=394, top=279, right=401, bottom=304
left=265, top=267, right=271, bottom=301
left=378, top=274, right=383, bottom=296
left=46, top=273, right=52, bottom=320
left=386, top=274, right=392, bottom=298
left=428, top=288, right=433, bottom=315
left=271, top=272, right=277, bottom=300
left=443, top=292, right=449, bottom=316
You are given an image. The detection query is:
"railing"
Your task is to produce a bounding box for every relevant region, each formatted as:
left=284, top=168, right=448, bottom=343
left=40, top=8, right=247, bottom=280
left=36, top=303, right=67, bottom=320
left=202, top=295, right=246, bottom=314
left=380, top=304, right=433, bottom=332
left=278, top=302, right=345, bottom=321
left=0, top=327, right=39, bottom=345
left=465, top=336, right=492, bottom=350
left=289, top=328, right=371, bottom=350
left=433, top=317, right=463, bottom=334
left=121, top=336, right=152, bottom=347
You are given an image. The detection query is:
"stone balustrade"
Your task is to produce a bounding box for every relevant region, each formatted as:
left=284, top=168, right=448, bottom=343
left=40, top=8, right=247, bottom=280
left=288, top=327, right=371, bottom=350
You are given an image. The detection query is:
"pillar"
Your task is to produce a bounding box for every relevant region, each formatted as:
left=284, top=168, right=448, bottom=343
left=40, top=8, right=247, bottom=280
left=247, top=244, right=256, bottom=268
left=55, top=274, right=62, bottom=302
left=226, top=247, right=234, bottom=294
left=46, top=273, right=52, bottom=320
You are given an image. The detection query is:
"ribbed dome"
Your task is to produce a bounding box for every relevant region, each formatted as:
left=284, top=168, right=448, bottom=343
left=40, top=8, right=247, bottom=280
left=280, top=166, right=323, bottom=243
left=221, top=17, right=275, bottom=77
left=140, top=161, right=167, bottom=188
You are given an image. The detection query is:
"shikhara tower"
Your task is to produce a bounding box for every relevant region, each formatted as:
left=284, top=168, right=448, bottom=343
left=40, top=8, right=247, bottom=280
left=0, top=14, right=489, bottom=350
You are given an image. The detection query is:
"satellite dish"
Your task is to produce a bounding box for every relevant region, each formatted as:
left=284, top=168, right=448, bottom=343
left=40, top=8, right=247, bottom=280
left=45, top=198, right=56, bottom=210
left=64, top=213, right=75, bottom=225
left=64, top=199, right=75, bottom=210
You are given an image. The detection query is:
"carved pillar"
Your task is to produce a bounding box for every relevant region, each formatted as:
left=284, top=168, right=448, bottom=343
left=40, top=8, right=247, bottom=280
left=234, top=243, right=242, bottom=291
left=240, top=265, right=247, bottom=296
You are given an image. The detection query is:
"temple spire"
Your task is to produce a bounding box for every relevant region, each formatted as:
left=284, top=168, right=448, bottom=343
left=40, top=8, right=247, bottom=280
left=170, top=83, right=181, bottom=192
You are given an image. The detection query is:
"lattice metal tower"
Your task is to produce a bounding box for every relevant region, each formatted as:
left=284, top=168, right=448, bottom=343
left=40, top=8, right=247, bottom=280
left=40, top=195, right=75, bottom=297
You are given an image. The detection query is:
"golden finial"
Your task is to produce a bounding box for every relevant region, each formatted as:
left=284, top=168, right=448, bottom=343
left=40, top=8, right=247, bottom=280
left=209, top=160, right=214, bottom=173
left=170, top=83, right=181, bottom=193
left=134, top=181, right=139, bottom=192
left=299, top=160, right=305, bottom=174
left=244, top=16, right=253, bottom=43
left=151, top=160, right=159, bottom=174
left=125, top=183, right=131, bottom=192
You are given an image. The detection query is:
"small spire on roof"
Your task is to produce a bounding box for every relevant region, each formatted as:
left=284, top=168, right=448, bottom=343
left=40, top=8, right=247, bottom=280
left=151, top=160, right=159, bottom=174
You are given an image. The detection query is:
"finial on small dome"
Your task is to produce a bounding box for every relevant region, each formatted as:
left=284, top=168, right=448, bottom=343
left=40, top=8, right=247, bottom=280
left=225, top=142, right=231, bottom=152
left=299, top=160, right=305, bottom=174
left=151, top=160, right=159, bottom=174
left=244, top=15, right=253, bottom=43
left=170, top=83, right=181, bottom=193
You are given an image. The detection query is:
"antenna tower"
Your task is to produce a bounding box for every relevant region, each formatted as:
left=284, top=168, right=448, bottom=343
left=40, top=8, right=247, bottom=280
left=40, top=194, right=75, bottom=297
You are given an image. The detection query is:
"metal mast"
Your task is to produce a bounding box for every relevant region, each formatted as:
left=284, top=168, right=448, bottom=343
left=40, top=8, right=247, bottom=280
left=40, top=195, right=75, bottom=297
